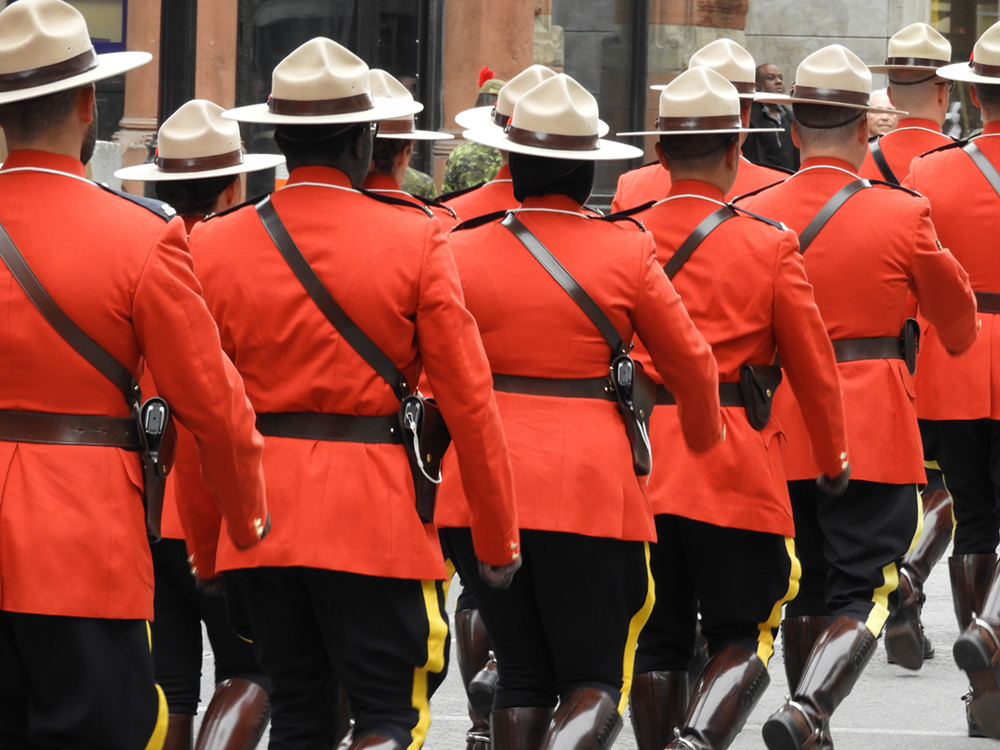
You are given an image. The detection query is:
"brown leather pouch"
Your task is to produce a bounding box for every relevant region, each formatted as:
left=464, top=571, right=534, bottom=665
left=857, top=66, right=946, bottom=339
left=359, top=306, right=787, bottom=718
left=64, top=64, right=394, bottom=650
left=902, top=318, right=920, bottom=376
left=399, top=395, right=452, bottom=523
left=138, top=397, right=177, bottom=542
left=610, top=354, right=657, bottom=476
left=739, top=364, right=783, bottom=431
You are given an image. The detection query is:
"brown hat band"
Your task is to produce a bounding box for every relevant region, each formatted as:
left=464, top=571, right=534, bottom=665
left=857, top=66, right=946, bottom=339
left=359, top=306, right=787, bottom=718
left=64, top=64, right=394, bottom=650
left=884, top=56, right=949, bottom=68
left=492, top=107, right=512, bottom=127
left=155, top=149, right=244, bottom=173
left=267, top=91, right=374, bottom=116
left=732, top=81, right=757, bottom=94
left=378, top=119, right=416, bottom=134
left=505, top=125, right=599, bottom=151
left=972, top=59, right=1000, bottom=78
left=790, top=85, right=870, bottom=106
left=655, top=114, right=742, bottom=131
left=0, top=48, right=98, bottom=93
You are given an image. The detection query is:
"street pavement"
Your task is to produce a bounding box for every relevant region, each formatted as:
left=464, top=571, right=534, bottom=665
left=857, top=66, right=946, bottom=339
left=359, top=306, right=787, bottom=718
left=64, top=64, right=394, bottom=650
left=197, top=544, right=1000, bottom=748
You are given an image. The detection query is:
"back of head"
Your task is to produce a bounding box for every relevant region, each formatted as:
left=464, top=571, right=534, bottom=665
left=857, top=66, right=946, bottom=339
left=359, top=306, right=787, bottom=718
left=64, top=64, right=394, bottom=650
left=274, top=122, right=367, bottom=171
left=508, top=152, right=594, bottom=205
left=0, top=86, right=78, bottom=142
left=975, top=82, right=1000, bottom=121
left=155, top=174, right=238, bottom=218
left=793, top=103, right=865, bottom=149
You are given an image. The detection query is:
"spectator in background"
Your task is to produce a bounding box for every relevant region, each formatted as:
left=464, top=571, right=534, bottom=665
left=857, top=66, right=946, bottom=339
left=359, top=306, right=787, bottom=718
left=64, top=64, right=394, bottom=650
left=742, top=62, right=800, bottom=171
left=867, top=89, right=900, bottom=137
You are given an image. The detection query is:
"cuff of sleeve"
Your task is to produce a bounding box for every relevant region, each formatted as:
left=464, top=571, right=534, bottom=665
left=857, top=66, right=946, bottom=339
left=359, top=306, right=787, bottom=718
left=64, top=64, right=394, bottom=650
left=470, top=522, right=521, bottom=568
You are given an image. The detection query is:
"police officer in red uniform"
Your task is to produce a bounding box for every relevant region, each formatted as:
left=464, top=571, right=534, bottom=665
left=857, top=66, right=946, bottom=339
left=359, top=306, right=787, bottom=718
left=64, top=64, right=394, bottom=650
left=619, top=66, right=849, bottom=750
left=0, top=2, right=270, bottom=749
left=740, top=45, right=977, bottom=750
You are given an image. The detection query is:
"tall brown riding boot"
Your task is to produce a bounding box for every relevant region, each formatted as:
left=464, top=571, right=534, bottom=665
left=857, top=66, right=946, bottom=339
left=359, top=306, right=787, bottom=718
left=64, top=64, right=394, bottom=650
left=953, top=560, right=1000, bottom=739
left=665, top=645, right=770, bottom=750
left=454, top=608, right=494, bottom=749
left=949, top=553, right=998, bottom=737
left=164, top=714, right=194, bottom=750
left=884, top=489, right=953, bottom=669
left=540, top=688, right=622, bottom=750
left=780, top=616, right=829, bottom=695
left=761, top=617, right=877, bottom=750
left=629, top=671, right=688, bottom=750
left=688, top=621, right=710, bottom=688
left=334, top=687, right=354, bottom=749
left=194, top=678, right=270, bottom=750
left=491, top=707, right=554, bottom=750
left=346, top=733, right=403, bottom=749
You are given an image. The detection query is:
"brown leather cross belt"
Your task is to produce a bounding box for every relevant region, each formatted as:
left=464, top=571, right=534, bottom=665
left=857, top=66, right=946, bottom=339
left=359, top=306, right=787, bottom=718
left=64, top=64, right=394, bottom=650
left=492, top=373, right=616, bottom=401
left=831, top=337, right=903, bottom=363
left=256, top=412, right=403, bottom=444
left=976, top=292, right=1000, bottom=314
left=657, top=383, right=744, bottom=406
left=0, top=410, right=140, bottom=448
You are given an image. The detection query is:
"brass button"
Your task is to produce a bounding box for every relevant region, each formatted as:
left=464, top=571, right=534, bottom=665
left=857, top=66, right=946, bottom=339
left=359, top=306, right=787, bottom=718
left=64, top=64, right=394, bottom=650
left=426, top=454, right=433, bottom=462
left=842, top=460, right=849, bottom=470
left=840, top=452, right=847, bottom=460
left=253, top=518, right=264, bottom=538
left=720, top=424, right=727, bottom=442
left=509, top=541, right=518, bottom=550
left=191, top=566, right=199, bottom=576
left=978, top=319, right=983, bottom=332
left=766, top=389, right=772, bottom=397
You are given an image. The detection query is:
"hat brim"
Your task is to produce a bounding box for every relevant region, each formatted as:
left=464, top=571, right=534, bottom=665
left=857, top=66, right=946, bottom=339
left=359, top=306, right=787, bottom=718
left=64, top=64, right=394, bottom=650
left=867, top=64, right=945, bottom=75
left=937, top=61, right=1000, bottom=85
left=755, top=93, right=907, bottom=116
left=377, top=129, right=455, bottom=142
left=455, top=105, right=612, bottom=136
left=463, top=127, right=642, bottom=162
left=650, top=84, right=760, bottom=100
left=223, top=98, right=422, bottom=125
left=618, top=126, right=784, bottom=137
left=114, top=153, right=286, bottom=182
left=0, top=50, right=151, bottom=105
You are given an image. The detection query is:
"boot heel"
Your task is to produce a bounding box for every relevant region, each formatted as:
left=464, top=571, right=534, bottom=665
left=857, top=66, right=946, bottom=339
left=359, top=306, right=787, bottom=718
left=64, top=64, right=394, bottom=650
left=953, top=630, right=994, bottom=671
left=760, top=706, right=807, bottom=750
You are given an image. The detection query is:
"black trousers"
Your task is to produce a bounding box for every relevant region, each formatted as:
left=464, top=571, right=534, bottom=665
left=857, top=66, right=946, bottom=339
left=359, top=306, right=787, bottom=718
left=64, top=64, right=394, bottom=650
left=924, top=418, right=1000, bottom=555
left=442, top=527, right=652, bottom=713
left=636, top=515, right=798, bottom=674
left=150, top=538, right=270, bottom=714
left=227, top=566, right=448, bottom=750
left=0, top=611, right=164, bottom=750
left=786, top=479, right=921, bottom=633
left=439, top=530, right=479, bottom=614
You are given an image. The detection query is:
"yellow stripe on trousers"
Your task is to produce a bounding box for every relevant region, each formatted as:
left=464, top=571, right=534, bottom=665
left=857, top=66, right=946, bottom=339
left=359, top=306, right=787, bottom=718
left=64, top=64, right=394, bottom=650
left=144, top=621, right=169, bottom=750
left=865, top=485, right=923, bottom=638
left=408, top=580, right=449, bottom=750
left=618, top=542, right=656, bottom=715
left=756, top=537, right=802, bottom=668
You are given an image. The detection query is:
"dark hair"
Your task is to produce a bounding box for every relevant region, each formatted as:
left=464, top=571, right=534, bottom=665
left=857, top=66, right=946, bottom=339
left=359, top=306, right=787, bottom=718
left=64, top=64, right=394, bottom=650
left=792, top=103, right=865, bottom=146
left=658, top=132, right=738, bottom=163
left=0, top=86, right=79, bottom=142
left=371, top=137, right=411, bottom=175
left=508, top=152, right=595, bottom=205
left=273, top=123, right=367, bottom=167
left=155, top=175, right=238, bottom=218
left=975, top=83, right=1000, bottom=116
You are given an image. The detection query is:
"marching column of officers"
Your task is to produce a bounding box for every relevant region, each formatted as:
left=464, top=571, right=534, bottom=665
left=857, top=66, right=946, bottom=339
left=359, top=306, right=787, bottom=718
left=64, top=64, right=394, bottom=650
left=2, top=1, right=1000, bottom=749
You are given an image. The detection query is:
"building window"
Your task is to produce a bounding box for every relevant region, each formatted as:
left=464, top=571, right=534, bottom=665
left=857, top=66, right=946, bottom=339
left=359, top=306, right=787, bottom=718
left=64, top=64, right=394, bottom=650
left=932, top=0, right=999, bottom=134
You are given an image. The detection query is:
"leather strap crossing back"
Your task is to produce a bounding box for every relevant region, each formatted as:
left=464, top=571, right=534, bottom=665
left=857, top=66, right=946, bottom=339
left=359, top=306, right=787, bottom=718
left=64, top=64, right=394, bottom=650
left=963, top=141, right=1000, bottom=198
left=256, top=196, right=409, bottom=399
left=664, top=205, right=737, bottom=280
left=0, top=221, right=138, bottom=405
left=869, top=138, right=899, bottom=185
left=501, top=213, right=625, bottom=354
left=798, top=179, right=871, bottom=255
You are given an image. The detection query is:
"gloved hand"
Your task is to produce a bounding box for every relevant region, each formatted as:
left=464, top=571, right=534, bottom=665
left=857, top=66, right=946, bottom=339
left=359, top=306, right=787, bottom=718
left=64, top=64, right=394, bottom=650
left=195, top=575, right=226, bottom=596
left=816, top=464, right=851, bottom=497
left=478, top=555, right=523, bottom=590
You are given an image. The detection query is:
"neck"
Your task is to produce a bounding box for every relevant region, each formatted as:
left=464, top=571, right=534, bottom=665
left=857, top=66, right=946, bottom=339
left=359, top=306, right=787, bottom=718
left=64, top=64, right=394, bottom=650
left=7, top=132, right=83, bottom=162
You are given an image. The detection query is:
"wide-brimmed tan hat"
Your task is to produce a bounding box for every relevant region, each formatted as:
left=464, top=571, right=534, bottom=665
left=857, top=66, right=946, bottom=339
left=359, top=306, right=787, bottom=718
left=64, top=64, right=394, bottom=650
left=620, top=67, right=783, bottom=137
left=368, top=69, right=453, bottom=142
left=757, top=44, right=907, bottom=115
left=868, top=23, right=952, bottom=77
left=465, top=74, right=641, bottom=162
left=224, top=38, right=422, bottom=125
left=0, top=0, right=150, bottom=106
left=455, top=64, right=558, bottom=131
left=651, top=38, right=760, bottom=99
left=939, top=20, right=1000, bottom=85
left=114, top=100, right=284, bottom=182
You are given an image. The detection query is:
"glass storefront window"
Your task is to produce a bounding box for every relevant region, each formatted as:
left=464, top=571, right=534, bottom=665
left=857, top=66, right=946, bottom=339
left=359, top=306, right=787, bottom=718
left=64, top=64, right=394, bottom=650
left=3, top=0, right=126, bottom=52
left=932, top=0, right=1000, bottom=135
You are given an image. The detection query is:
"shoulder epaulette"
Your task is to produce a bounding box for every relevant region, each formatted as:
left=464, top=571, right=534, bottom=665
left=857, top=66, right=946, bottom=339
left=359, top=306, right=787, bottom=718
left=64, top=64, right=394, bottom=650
left=601, top=201, right=655, bottom=219
left=203, top=194, right=267, bottom=222
left=730, top=205, right=785, bottom=230
left=597, top=212, right=645, bottom=231
left=867, top=178, right=921, bottom=197
left=437, top=181, right=487, bottom=203
left=402, top=192, right=458, bottom=220
left=360, top=188, right=434, bottom=218
left=451, top=209, right=508, bottom=232
left=95, top=183, right=176, bottom=221
left=916, top=139, right=968, bottom=159
left=730, top=178, right=785, bottom=203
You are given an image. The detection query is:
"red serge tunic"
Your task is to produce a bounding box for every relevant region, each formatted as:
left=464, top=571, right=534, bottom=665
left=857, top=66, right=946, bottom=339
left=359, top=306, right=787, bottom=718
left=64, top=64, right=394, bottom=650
left=858, top=118, right=952, bottom=184
left=361, top=172, right=459, bottom=229
left=742, top=158, right=977, bottom=484
left=905, top=125, right=1000, bottom=421
left=188, top=166, right=519, bottom=581
left=611, top=157, right=788, bottom=212
left=436, top=194, right=722, bottom=541
left=629, top=180, right=847, bottom=537
left=443, top=165, right=516, bottom=219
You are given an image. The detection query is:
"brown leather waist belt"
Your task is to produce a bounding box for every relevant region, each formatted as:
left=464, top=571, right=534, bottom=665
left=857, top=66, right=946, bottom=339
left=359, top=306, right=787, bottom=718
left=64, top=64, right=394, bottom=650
left=976, top=292, right=1000, bottom=314
left=0, top=410, right=140, bottom=448
left=256, top=412, right=403, bottom=444
left=492, top=374, right=617, bottom=401
left=831, top=336, right=903, bottom=363
left=656, top=383, right=744, bottom=407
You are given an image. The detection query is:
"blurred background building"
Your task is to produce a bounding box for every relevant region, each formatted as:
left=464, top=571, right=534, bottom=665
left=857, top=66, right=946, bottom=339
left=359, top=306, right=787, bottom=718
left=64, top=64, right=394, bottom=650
left=0, top=0, right=995, bottom=204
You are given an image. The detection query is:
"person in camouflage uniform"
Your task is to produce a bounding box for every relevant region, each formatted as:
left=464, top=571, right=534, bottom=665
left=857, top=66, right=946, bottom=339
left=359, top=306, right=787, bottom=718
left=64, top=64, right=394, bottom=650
left=442, top=74, right=506, bottom=195
left=401, top=165, right=436, bottom=199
